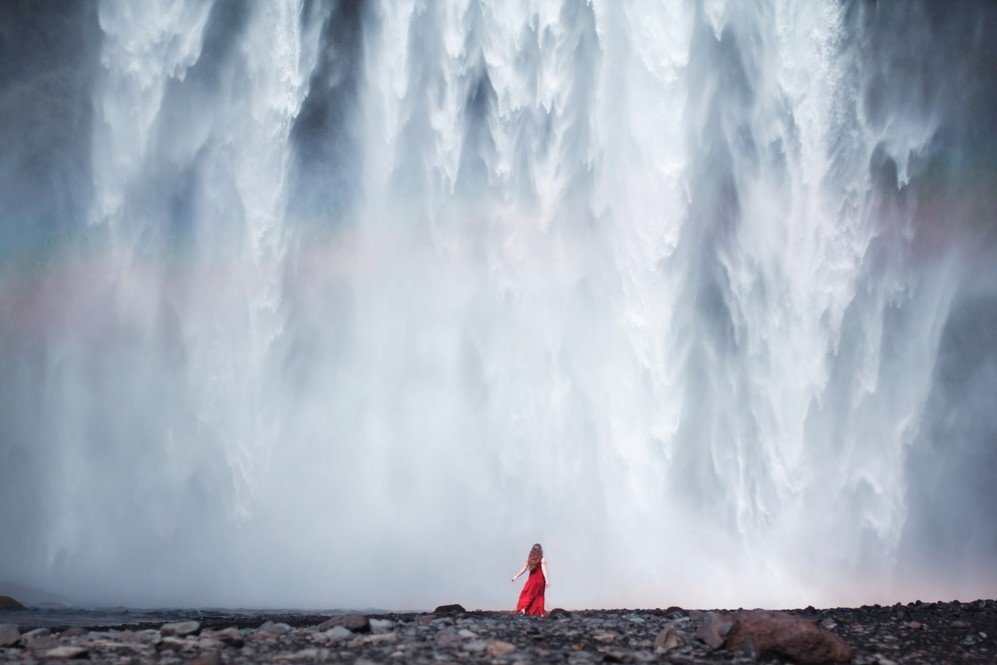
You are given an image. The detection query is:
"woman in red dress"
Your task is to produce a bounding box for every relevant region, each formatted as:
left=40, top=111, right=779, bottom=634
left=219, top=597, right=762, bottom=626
left=511, top=543, right=549, bottom=616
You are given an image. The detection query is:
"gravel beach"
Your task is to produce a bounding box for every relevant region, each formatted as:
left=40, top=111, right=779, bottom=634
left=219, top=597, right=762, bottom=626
left=1, top=600, right=994, bottom=663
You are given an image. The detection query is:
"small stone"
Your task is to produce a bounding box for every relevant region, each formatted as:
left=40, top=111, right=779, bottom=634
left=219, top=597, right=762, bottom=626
left=256, top=621, right=291, bottom=635
left=320, top=625, right=352, bottom=643
left=355, top=632, right=397, bottom=645
left=44, top=646, right=89, bottom=659
left=962, top=636, right=976, bottom=646
left=592, top=630, right=617, bottom=643
left=159, top=636, right=191, bottom=651
left=62, top=627, right=88, bottom=638
left=458, top=628, right=477, bottom=639
left=486, top=639, right=516, bottom=656
left=951, top=620, right=970, bottom=629
left=436, top=629, right=460, bottom=645
left=653, top=626, right=680, bottom=654
left=27, top=635, right=59, bottom=650
left=818, top=617, right=837, bottom=630
left=548, top=607, right=572, bottom=619
left=189, top=653, right=222, bottom=665
left=211, top=627, right=244, bottom=647
left=135, top=629, right=163, bottom=645
left=161, top=621, right=200, bottom=637
left=462, top=639, right=487, bottom=652
left=0, top=624, right=20, bottom=647
left=369, top=618, right=395, bottom=634
left=21, top=627, right=51, bottom=642
left=906, top=621, right=922, bottom=630
left=318, top=614, right=370, bottom=633
left=281, top=648, right=321, bottom=660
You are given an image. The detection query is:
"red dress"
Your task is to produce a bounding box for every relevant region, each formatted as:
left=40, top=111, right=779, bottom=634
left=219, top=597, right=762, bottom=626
left=516, top=560, right=545, bottom=616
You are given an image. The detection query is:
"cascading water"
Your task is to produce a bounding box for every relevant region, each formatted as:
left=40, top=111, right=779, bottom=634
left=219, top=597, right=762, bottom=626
left=1, top=0, right=994, bottom=610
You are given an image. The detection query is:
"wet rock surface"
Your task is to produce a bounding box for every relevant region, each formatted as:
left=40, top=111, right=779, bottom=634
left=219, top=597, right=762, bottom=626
left=0, top=599, right=993, bottom=663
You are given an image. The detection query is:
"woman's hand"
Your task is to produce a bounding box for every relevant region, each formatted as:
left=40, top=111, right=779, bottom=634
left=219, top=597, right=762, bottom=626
left=510, top=576, right=516, bottom=582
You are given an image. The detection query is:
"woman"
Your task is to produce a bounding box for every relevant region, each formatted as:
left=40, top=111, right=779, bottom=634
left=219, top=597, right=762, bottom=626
left=511, top=543, right=548, bottom=616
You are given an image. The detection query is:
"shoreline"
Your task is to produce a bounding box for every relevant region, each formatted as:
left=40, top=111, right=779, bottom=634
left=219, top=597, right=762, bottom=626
left=1, top=600, right=994, bottom=663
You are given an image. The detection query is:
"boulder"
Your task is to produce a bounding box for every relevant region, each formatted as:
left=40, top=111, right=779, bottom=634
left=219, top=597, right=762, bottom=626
left=0, top=623, right=20, bottom=647
left=695, top=612, right=732, bottom=650
left=318, top=614, right=370, bottom=633
left=548, top=607, right=572, bottom=619
left=723, top=610, right=854, bottom=664
left=0, top=596, right=25, bottom=610
left=434, top=604, right=466, bottom=614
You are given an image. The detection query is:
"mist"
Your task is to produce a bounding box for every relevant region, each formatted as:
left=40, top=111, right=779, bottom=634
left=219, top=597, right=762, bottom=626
left=1, top=0, right=995, bottom=610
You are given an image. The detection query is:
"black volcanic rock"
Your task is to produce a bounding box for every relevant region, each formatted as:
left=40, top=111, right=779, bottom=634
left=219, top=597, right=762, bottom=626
left=433, top=604, right=466, bottom=614
left=724, top=610, right=854, bottom=663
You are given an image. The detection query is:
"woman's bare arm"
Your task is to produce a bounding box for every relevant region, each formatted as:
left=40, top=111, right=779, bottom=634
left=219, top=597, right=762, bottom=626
left=541, top=557, right=550, bottom=587
left=511, top=564, right=527, bottom=582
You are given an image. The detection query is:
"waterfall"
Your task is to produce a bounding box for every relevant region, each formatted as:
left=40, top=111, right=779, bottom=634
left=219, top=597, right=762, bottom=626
left=0, top=0, right=994, bottom=609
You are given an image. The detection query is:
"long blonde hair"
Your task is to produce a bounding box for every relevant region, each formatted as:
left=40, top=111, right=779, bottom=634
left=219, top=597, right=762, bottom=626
left=526, top=543, right=543, bottom=571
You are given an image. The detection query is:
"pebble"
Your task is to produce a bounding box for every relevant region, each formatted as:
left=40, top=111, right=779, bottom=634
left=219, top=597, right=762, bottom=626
left=44, top=645, right=89, bottom=659
left=487, top=639, right=517, bottom=656
left=370, top=618, right=396, bottom=634
left=319, top=625, right=353, bottom=642
left=463, top=639, right=487, bottom=652
left=256, top=620, right=292, bottom=635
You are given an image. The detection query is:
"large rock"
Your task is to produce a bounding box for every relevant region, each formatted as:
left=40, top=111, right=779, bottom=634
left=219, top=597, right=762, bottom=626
left=0, top=596, right=25, bottom=610
left=654, top=626, right=681, bottom=654
left=723, top=610, right=854, bottom=664
left=548, top=607, right=572, bottom=619
left=433, top=604, right=466, bottom=614
left=695, top=612, right=732, bottom=650
left=318, top=614, right=370, bottom=633
left=0, top=623, right=20, bottom=647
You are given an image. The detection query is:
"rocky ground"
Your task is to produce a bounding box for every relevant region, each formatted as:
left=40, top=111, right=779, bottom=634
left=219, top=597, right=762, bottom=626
left=0, top=599, right=994, bottom=663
